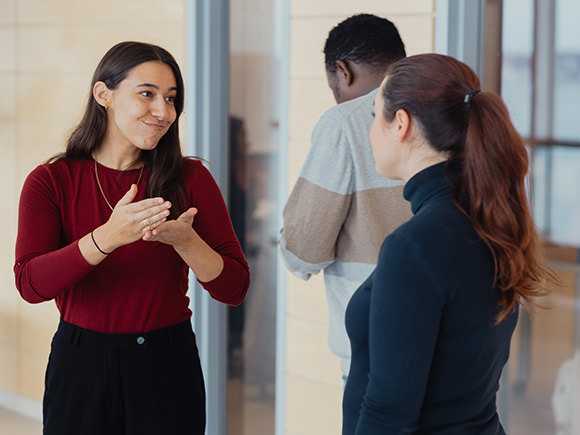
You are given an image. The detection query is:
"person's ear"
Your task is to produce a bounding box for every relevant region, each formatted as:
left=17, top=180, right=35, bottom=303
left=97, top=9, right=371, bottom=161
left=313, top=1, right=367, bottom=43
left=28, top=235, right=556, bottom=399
left=93, top=81, right=111, bottom=109
left=335, top=60, right=353, bottom=86
left=394, top=109, right=411, bottom=142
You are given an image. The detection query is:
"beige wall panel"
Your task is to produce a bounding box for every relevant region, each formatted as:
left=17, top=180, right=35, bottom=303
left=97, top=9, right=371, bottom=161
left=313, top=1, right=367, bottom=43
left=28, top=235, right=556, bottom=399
left=17, top=25, right=185, bottom=75
left=0, top=295, right=18, bottom=342
left=17, top=73, right=87, bottom=122
left=286, top=316, right=342, bottom=383
left=17, top=120, right=71, bottom=183
left=287, top=273, right=328, bottom=321
left=0, top=27, right=16, bottom=72
left=0, top=122, right=17, bottom=350
left=1, top=122, right=18, bottom=330
left=0, top=297, right=19, bottom=347
left=16, top=0, right=184, bottom=24
left=0, top=119, right=17, bottom=189
left=290, top=17, right=344, bottom=80
left=18, top=350, right=50, bottom=401
left=291, top=0, right=434, bottom=16
left=18, top=26, right=104, bottom=75
left=0, top=75, right=16, bottom=120
left=0, top=253, right=18, bottom=302
left=289, top=79, right=334, bottom=141
left=19, top=303, right=59, bottom=355
left=394, top=15, right=434, bottom=55
left=0, top=197, right=17, bottom=247
left=0, top=347, right=19, bottom=392
left=0, top=0, right=16, bottom=24
left=286, top=374, right=342, bottom=434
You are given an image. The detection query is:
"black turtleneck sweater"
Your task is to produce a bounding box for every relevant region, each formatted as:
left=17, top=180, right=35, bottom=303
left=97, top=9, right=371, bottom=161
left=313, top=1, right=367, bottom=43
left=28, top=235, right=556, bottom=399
left=343, top=161, right=517, bottom=434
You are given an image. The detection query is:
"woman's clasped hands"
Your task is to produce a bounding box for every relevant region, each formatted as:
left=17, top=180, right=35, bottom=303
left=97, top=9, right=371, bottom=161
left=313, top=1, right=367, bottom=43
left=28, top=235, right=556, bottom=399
left=103, top=183, right=199, bottom=250
left=103, top=183, right=170, bottom=246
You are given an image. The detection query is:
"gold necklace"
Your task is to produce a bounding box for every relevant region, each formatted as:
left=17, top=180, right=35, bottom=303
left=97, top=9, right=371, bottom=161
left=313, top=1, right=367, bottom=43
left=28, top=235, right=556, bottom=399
left=94, top=158, right=144, bottom=211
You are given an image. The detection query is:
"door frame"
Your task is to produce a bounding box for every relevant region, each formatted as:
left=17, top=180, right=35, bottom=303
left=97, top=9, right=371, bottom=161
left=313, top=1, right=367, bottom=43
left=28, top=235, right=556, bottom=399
left=185, top=1, right=290, bottom=434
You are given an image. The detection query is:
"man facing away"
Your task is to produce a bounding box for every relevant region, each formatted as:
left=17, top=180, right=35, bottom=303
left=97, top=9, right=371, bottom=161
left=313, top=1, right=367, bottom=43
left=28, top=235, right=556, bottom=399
left=279, top=14, right=413, bottom=379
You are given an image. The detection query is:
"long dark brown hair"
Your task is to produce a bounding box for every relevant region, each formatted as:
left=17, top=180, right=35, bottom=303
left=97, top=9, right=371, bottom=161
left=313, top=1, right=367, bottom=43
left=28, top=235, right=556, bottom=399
left=50, top=41, right=186, bottom=218
left=381, top=53, right=554, bottom=323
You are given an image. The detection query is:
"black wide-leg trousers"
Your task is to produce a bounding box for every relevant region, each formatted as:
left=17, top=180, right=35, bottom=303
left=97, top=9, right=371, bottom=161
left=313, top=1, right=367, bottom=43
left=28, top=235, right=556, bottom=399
left=43, top=319, right=206, bottom=435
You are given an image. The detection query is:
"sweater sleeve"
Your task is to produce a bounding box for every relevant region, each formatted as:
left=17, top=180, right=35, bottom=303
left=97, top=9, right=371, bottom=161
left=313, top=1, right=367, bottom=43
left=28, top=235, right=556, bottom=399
left=188, top=161, right=250, bottom=306
left=355, top=233, right=444, bottom=434
left=279, top=110, right=353, bottom=280
left=14, top=165, right=95, bottom=303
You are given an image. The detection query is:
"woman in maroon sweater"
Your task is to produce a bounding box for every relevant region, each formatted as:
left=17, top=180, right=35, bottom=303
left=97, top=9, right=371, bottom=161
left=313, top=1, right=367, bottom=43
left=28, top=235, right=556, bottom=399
left=14, top=41, right=249, bottom=435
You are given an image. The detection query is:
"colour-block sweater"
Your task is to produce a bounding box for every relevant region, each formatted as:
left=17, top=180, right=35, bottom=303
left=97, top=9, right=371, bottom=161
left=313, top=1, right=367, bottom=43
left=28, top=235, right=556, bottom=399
left=343, top=161, right=517, bottom=434
left=279, top=89, right=412, bottom=375
left=15, top=158, right=250, bottom=334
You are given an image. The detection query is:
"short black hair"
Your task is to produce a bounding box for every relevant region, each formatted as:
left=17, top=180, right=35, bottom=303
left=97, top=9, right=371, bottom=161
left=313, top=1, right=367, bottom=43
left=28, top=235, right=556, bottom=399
left=324, top=14, right=406, bottom=73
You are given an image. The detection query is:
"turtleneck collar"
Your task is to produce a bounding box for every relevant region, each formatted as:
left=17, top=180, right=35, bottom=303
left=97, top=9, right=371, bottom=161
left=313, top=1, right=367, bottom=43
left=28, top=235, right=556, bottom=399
left=403, top=160, right=461, bottom=215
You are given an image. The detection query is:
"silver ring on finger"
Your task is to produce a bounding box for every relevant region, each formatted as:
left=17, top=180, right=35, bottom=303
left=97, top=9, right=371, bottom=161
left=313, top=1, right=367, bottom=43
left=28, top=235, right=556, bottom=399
left=143, top=218, right=149, bottom=227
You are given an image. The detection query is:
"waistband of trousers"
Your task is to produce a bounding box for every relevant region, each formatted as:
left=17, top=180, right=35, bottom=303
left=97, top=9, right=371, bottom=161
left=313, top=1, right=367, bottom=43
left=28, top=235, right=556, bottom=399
left=55, top=319, right=194, bottom=349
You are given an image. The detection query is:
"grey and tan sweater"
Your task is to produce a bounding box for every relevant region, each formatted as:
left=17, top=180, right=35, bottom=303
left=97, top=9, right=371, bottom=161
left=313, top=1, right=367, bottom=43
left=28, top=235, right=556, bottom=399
left=279, top=89, right=412, bottom=375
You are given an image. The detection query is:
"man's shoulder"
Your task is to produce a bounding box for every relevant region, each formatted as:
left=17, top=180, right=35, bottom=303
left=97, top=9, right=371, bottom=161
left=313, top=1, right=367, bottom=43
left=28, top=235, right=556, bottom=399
left=318, top=88, right=378, bottom=124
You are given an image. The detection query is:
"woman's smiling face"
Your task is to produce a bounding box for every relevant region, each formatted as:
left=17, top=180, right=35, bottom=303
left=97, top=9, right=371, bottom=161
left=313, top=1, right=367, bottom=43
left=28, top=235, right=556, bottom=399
left=104, top=60, right=178, bottom=151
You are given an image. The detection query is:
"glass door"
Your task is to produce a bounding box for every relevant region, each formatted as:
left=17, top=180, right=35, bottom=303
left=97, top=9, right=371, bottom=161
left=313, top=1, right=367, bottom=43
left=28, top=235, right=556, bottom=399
left=226, top=0, right=283, bottom=433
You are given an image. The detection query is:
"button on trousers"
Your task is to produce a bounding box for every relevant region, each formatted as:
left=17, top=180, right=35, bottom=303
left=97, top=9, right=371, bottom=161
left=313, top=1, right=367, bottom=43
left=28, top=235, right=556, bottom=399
left=43, top=319, right=206, bottom=435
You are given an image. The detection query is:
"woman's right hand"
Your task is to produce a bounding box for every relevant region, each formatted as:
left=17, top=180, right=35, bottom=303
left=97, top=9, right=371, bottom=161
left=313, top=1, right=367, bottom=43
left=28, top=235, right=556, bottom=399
left=97, top=184, right=172, bottom=252
left=79, top=184, right=172, bottom=264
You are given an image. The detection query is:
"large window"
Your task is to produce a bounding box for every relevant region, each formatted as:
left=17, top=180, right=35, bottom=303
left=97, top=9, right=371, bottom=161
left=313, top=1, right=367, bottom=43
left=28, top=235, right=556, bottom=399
left=500, top=1, right=580, bottom=434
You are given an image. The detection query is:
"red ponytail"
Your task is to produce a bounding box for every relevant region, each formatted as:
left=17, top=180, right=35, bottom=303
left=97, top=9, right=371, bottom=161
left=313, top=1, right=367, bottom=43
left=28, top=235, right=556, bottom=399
left=464, top=92, right=554, bottom=323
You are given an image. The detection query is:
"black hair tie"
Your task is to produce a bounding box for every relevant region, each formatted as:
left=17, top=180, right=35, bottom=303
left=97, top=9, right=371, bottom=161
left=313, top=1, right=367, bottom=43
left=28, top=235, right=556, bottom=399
left=464, top=89, right=481, bottom=109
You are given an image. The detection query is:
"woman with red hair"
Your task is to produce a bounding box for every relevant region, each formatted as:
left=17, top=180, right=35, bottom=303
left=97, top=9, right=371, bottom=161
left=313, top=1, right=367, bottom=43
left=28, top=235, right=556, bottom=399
left=343, top=53, right=553, bottom=434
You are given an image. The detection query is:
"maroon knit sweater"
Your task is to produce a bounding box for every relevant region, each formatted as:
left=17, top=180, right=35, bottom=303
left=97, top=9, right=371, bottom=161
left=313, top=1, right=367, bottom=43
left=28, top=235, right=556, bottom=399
left=15, top=158, right=249, bottom=333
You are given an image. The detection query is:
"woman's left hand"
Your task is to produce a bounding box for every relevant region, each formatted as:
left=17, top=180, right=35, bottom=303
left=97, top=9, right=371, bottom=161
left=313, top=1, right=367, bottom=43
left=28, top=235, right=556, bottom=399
left=144, top=207, right=224, bottom=282
left=142, top=207, right=198, bottom=248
